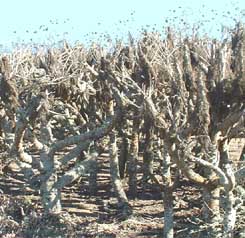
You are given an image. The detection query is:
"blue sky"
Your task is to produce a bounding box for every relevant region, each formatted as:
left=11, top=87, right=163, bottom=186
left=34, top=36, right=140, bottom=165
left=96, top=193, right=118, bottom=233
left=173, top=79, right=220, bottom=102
left=0, top=0, right=244, bottom=50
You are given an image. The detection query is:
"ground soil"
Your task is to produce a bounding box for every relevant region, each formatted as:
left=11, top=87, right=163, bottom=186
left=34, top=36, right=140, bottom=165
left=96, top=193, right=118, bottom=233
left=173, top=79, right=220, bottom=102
left=0, top=153, right=244, bottom=238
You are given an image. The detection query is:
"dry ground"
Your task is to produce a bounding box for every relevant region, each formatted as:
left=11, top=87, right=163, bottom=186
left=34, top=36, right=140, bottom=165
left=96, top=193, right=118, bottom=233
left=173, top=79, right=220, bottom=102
left=0, top=153, right=244, bottom=238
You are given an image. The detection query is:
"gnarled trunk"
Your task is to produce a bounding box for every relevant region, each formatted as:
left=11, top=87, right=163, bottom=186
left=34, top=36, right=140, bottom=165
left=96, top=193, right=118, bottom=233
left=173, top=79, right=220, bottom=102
left=142, top=116, right=154, bottom=190
left=128, top=118, right=140, bottom=199
left=109, top=129, right=129, bottom=208
left=162, top=147, right=174, bottom=238
left=202, top=186, right=221, bottom=238
left=221, top=140, right=237, bottom=238
left=106, top=99, right=129, bottom=210
left=118, top=120, right=130, bottom=179
left=40, top=147, right=61, bottom=214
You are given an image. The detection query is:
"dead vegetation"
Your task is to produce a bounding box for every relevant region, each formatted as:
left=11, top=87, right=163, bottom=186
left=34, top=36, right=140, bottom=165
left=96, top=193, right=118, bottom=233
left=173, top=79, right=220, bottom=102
left=0, top=23, right=244, bottom=238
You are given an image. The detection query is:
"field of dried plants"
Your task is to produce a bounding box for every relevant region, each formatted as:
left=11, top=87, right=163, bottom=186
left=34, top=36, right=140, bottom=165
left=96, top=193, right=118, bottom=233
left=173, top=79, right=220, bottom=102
left=0, top=23, right=244, bottom=238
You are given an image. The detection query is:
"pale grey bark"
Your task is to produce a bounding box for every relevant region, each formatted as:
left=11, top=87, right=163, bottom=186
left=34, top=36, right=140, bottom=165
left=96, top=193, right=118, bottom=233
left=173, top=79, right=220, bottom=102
left=188, top=142, right=239, bottom=238
left=39, top=145, right=61, bottom=213
left=38, top=114, right=116, bottom=213
left=55, top=157, right=95, bottom=189
left=39, top=113, right=61, bottom=213
left=118, top=122, right=130, bottom=179
left=49, top=111, right=119, bottom=158
left=109, top=129, right=129, bottom=207
left=0, top=108, right=15, bottom=148
left=202, top=187, right=221, bottom=238
left=114, top=102, right=131, bottom=180
left=11, top=94, right=48, bottom=162
left=222, top=140, right=237, bottom=238
left=223, top=191, right=237, bottom=238
left=200, top=145, right=221, bottom=228
left=142, top=117, right=154, bottom=190
left=162, top=148, right=174, bottom=238
left=61, top=141, right=90, bottom=165
left=6, top=95, right=49, bottom=185
left=128, top=118, right=139, bottom=198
